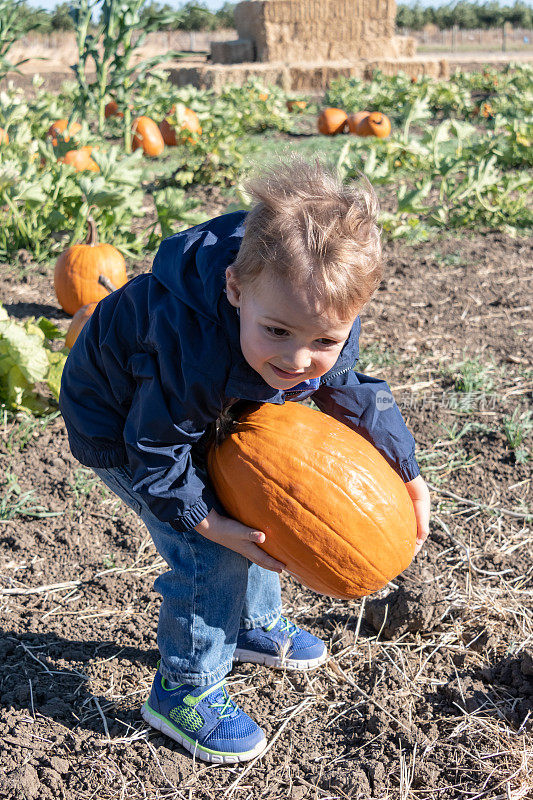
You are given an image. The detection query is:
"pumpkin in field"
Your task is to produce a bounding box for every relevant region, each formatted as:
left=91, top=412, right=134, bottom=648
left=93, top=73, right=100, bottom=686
left=207, top=402, right=417, bottom=600
left=159, top=105, right=202, bottom=146
left=105, top=100, right=124, bottom=119
left=286, top=99, right=307, bottom=112
left=65, top=302, right=98, bottom=349
left=347, top=111, right=370, bottom=134
left=0, top=127, right=8, bottom=145
left=317, top=108, right=347, bottom=135
left=59, top=145, right=99, bottom=172
left=47, top=119, right=82, bottom=146
left=356, top=112, right=391, bottom=138
left=54, top=217, right=128, bottom=316
left=132, top=116, right=165, bottom=156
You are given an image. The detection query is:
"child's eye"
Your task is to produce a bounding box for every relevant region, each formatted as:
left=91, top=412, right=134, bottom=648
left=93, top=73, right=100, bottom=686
left=265, top=326, right=289, bottom=337
left=317, top=338, right=340, bottom=347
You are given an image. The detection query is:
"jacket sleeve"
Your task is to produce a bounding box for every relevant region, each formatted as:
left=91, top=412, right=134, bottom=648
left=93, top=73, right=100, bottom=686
left=312, top=368, right=420, bottom=483
left=123, top=351, right=226, bottom=531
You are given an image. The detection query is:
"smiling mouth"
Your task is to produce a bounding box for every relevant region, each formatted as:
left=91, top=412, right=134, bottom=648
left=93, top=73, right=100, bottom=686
left=270, top=364, right=306, bottom=378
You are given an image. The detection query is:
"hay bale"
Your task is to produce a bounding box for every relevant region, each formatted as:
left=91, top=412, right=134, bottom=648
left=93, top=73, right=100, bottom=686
left=210, top=39, right=255, bottom=64
left=167, top=57, right=449, bottom=92
left=233, top=0, right=400, bottom=63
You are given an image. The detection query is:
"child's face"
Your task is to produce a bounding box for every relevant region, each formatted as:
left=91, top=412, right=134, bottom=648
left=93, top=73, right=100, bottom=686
left=225, top=267, right=358, bottom=390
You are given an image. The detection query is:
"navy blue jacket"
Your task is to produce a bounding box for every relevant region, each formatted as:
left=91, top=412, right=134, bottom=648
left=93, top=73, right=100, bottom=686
left=59, top=211, right=420, bottom=532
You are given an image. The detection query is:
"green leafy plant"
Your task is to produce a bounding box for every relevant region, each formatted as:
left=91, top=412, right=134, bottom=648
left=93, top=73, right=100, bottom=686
left=0, top=471, right=63, bottom=521
left=0, top=305, right=67, bottom=415
left=502, top=407, right=532, bottom=464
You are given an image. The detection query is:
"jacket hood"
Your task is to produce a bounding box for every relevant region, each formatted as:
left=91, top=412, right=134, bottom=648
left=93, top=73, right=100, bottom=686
left=150, top=209, right=360, bottom=401
left=150, top=211, right=247, bottom=324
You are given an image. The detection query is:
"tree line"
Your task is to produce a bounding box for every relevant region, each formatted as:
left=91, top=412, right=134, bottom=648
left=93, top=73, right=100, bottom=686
left=11, top=0, right=533, bottom=35
left=396, top=1, right=532, bottom=30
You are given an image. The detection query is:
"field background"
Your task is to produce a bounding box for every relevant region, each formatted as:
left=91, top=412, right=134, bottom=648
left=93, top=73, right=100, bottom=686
left=0, top=22, right=531, bottom=800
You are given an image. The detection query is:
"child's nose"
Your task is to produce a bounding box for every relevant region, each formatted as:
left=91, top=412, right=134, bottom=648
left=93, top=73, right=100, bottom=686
left=284, top=348, right=312, bottom=371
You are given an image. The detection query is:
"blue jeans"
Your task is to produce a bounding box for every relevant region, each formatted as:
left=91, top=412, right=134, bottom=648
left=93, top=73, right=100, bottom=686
left=92, top=464, right=282, bottom=686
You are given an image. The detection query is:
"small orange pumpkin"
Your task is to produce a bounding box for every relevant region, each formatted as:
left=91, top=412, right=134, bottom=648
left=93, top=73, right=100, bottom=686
left=317, top=108, right=347, bottom=135
left=347, top=111, right=370, bottom=134
left=47, top=119, right=82, bottom=147
left=132, top=116, right=165, bottom=156
left=59, top=145, right=100, bottom=172
left=65, top=302, right=98, bottom=349
left=356, top=112, right=391, bottom=138
left=105, top=100, right=124, bottom=119
left=54, top=217, right=128, bottom=316
left=258, top=92, right=269, bottom=102
left=207, top=402, right=417, bottom=599
left=0, top=127, right=8, bottom=145
left=286, top=99, right=307, bottom=112
left=159, top=105, right=202, bottom=146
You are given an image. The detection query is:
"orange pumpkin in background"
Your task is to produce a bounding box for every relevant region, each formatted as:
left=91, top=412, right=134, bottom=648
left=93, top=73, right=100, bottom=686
left=0, top=127, right=8, bottom=145
left=347, top=110, right=370, bottom=134
left=105, top=100, right=124, bottom=119
left=317, top=108, right=348, bottom=135
left=207, top=402, right=417, bottom=600
left=356, top=112, right=392, bottom=138
left=54, top=217, right=128, bottom=316
left=47, top=119, right=82, bottom=146
left=286, top=99, right=307, bottom=112
left=65, top=302, right=98, bottom=349
left=59, top=145, right=100, bottom=172
left=159, top=105, right=202, bottom=146
left=132, top=116, right=165, bottom=156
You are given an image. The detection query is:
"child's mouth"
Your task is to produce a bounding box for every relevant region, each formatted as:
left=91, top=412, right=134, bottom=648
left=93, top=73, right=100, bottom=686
left=270, top=364, right=306, bottom=379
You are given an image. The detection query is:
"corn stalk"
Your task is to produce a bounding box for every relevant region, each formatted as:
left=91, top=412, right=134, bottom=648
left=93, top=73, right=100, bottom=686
left=69, top=0, right=185, bottom=152
left=0, top=0, right=43, bottom=81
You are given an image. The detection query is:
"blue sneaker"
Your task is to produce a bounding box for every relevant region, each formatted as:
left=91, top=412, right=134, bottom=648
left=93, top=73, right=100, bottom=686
left=141, top=670, right=266, bottom=764
left=234, top=615, right=328, bottom=670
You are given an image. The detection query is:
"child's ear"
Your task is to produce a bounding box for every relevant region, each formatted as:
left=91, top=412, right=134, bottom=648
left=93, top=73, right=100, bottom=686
left=225, top=267, right=241, bottom=308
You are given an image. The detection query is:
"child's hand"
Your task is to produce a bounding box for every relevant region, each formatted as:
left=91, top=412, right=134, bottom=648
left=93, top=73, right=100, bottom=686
left=195, top=510, right=286, bottom=573
left=404, top=474, right=431, bottom=556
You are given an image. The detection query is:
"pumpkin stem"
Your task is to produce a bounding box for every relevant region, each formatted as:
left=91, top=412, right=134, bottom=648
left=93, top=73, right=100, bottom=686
left=85, top=216, right=99, bottom=246
left=98, top=274, right=118, bottom=293
left=209, top=400, right=259, bottom=448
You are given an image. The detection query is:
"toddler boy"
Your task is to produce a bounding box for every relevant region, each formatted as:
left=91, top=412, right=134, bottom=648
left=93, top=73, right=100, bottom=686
left=59, top=158, right=430, bottom=763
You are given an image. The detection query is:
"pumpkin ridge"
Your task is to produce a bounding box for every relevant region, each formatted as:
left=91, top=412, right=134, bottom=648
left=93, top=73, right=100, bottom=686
left=226, top=456, right=372, bottom=595
left=287, top=454, right=403, bottom=570
left=245, top=418, right=404, bottom=565
left=239, top=452, right=391, bottom=585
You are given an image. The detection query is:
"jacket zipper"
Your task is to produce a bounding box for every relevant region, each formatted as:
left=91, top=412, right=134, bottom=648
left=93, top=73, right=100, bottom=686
left=284, top=363, right=356, bottom=395
left=318, top=365, right=354, bottom=386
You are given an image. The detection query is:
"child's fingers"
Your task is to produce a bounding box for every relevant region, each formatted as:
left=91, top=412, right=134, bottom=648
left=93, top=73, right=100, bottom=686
left=245, top=542, right=285, bottom=573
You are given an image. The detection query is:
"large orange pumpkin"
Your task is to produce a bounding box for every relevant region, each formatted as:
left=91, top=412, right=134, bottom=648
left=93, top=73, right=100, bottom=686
left=317, top=108, right=347, bottom=135
left=132, top=116, right=165, bottom=156
left=356, top=112, right=392, bottom=138
left=347, top=111, right=370, bottom=134
left=65, top=302, right=98, bottom=349
left=54, top=217, right=128, bottom=316
left=207, top=402, right=417, bottom=599
left=59, top=145, right=100, bottom=172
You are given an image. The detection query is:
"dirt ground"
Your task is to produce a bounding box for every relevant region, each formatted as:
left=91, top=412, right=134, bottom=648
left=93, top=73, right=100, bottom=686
left=0, top=213, right=532, bottom=798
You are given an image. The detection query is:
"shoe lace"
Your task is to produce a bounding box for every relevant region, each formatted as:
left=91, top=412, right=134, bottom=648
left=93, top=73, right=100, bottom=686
left=207, top=681, right=238, bottom=718
left=277, top=615, right=298, bottom=638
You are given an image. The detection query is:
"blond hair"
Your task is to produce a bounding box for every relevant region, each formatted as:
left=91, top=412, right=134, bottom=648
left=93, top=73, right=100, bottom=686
left=231, top=157, right=382, bottom=318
